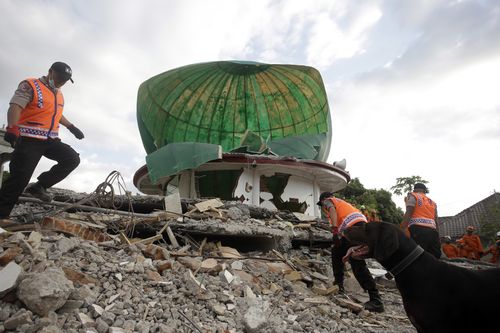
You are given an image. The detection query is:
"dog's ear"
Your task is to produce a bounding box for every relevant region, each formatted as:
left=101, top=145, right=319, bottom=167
left=367, top=222, right=400, bottom=261
left=343, top=224, right=368, bottom=245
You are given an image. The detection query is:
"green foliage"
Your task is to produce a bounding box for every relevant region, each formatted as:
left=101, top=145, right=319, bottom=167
left=336, top=178, right=403, bottom=224
left=390, top=176, right=429, bottom=196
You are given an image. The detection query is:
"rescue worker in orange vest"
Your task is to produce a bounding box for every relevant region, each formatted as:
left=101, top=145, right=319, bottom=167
left=401, top=183, right=441, bottom=258
left=441, top=236, right=460, bottom=259
left=317, top=192, right=384, bottom=313
left=457, top=226, right=484, bottom=260
left=483, top=232, right=500, bottom=265
left=0, top=62, right=83, bottom=220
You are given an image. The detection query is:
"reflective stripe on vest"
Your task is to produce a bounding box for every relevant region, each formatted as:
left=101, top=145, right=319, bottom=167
left=408, top=192, right=436, bottom=229
left=17, top=78, right=64, bottom=140
left=338, top=212, right=367, bottom=233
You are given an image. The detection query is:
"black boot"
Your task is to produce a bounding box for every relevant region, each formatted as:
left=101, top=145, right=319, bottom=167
left=364, top=290, right=384, bottom=312
left=24, top=182, right=53, bottom=202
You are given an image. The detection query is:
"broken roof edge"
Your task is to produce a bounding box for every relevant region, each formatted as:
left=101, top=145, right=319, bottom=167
left=146, top=142, right=223, bottom=184
left=135, top=151, right=350, bottom=194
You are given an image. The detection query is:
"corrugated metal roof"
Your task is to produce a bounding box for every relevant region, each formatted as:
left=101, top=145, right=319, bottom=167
left=439, top=192, right=500, bottom=238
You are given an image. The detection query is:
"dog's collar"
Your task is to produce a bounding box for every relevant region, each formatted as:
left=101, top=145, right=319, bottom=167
left=389, top=245, right=425, bottom=276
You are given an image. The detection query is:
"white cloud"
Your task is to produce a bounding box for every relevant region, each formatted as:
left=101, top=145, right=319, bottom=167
left=1, top=0, right=499, bottom=217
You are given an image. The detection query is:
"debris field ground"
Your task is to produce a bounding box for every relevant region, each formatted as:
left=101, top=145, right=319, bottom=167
left=0, top=189, right=493, bottom=333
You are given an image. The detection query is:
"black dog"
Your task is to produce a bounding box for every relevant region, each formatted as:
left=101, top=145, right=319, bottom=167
left=343, top=222, right=500, bottom=333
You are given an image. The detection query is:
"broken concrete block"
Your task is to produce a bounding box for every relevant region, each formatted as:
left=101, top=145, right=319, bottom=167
left=165, top=191, right=182, bottom=215
left=17, top=268, right=74, bottom=316
left=27, top=231, right=43, bottom=249
left=233, top=271, right=255, bottom=286
left=0, top=246, right=22, bottom=266
left=212, top=303, right=226, bottom=316
left=7, top=232, right=25, bottom=242
left=243, top=285, right=256, bottom=299
left=219, top=270, right=234, bottom=284
left=200, top=258, right=219, bottom=272
left=91, top=304, right=104, bottom=317
left=3, top=309, right=32, bottom=330
left=266, top=262, right=292, bottom=274
left=156, top=260, right=173, bottom=273
left=77, top=312, right=95, bottom=327
left=243, top=300, right=269, bottom=332
left=0, top=261, right=22, bottom=298
left=231, top=260, right=244, bottom=271
left=142, top=244, right=168, bottom=260
left=184, top=269, right=206, bottom=292
left=177, top=256, right=202, bottom=270
left=56, top=237, right=78, bottom=254
left=146, top=270, right=163, bottom=282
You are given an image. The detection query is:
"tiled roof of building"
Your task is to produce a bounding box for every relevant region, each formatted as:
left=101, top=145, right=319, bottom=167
left=439, top=192, right=500, bottom=239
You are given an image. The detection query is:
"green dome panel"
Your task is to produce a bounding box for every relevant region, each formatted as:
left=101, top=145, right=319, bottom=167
left=137, top=61, right=332, bottom=161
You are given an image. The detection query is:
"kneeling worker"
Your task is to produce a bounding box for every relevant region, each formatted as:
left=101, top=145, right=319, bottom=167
left=317, top=192, right=384, bottom=312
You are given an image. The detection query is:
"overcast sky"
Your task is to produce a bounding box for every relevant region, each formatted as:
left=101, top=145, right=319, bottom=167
left=1, top=0, right=499, bottom=216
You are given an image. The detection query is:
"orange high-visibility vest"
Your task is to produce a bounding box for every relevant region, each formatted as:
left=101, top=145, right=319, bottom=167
left=408, top=192, right=437, bottom=229
left=322, top=198, right=367, bottom=233
left=17, top=78, right=64, bottom=139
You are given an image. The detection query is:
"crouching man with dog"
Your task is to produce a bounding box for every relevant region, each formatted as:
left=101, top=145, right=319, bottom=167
left=317, top=192, right=384, bottom=312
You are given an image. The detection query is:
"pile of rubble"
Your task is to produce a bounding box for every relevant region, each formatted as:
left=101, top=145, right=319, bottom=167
left=1, top=191, right=422, bottom=333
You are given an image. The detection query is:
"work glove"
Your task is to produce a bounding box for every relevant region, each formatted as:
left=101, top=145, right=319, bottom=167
left=68, top=124, right=84, bottom=139
left=4, top=125, right=19, bottom=148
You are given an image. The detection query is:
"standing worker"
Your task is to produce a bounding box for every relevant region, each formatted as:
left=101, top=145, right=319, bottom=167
left=317, top=192, right=384, bottom=313
left=441, top=236, right=460, bottom=259
left=401, top=183, right=441, bottom=258
left=483, top=232, right=500, bottom=265
left=0, top=62, right=84, bottom=220
left=457, top=226, right=484, bottom=260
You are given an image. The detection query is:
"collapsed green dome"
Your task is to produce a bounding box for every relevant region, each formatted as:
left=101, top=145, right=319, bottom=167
left=137, top=61, right=332, bottom=161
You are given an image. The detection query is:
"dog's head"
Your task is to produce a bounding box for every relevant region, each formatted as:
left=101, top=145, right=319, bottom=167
left=343, top=222, right=401, bottom=262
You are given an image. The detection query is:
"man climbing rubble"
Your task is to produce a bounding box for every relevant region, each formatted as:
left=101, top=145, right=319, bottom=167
left=0, top=62, right=83, bottom=221
left=457, top=226, right=484, bottom=260
left=317, top=191, right=384, bottom=313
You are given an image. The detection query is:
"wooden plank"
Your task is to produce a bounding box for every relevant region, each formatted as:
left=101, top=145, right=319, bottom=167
left=194, top=198, right=224, bottom=212
left=166, top=226, right=180, bottom=248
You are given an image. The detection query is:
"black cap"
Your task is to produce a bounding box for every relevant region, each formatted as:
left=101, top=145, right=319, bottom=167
left=50, top=62, right=73, bottom=83
left=317, top=191, right=335, bottom=206
left=414, top=183, right=428, bottom=193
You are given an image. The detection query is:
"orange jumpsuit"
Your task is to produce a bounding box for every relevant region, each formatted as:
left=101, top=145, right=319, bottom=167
left=442, top=243, right=460, bottom=259
left=484, top=241, right=500, bottom=264
left=457, top=234, right=484, bottom=260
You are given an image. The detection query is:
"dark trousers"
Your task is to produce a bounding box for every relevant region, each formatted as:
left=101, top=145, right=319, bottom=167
left=409, top=224, right=442, bottom=259
left=332, top=235, right=377, bottom=292
left=0, top=137, right=80, bottom=218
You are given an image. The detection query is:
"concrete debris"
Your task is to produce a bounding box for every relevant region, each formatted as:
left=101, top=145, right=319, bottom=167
left=8, top=193, right=493, bottom=332
left=0, top=261, right=22, bottom=298
left=17, top=268, right=74, bottom=316
left=3, top=308, right=32, bottom=330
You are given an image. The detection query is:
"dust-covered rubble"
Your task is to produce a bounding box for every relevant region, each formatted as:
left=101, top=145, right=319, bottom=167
left=3, top=192, right=487, bottom=332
